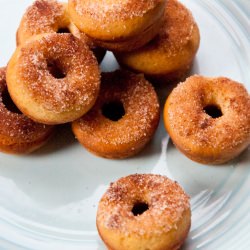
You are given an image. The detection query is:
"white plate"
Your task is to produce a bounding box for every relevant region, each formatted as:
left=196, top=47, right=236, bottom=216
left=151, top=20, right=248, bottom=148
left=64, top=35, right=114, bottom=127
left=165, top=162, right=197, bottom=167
left=0, top=0, right=249, bottom=249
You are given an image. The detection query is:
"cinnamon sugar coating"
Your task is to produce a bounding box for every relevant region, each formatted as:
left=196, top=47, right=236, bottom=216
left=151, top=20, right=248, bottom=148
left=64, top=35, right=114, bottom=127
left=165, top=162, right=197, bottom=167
left=72, top=70, right=160, bottom=159
left=7, top=33, right=100, bottom=124
left=97, top=174, right=191, bottom=250
left=164, top=75, right=250, bottom=164
left=17, top=0, right=106, bottom=63
left=0, top=68, right=54, bottom=154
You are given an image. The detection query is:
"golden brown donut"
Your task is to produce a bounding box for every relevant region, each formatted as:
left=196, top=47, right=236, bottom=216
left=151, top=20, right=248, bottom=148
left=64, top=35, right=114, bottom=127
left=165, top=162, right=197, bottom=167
left=72, top=70, right=160, bottom=159
left=115, top=0, right=200, bottom=83
left=164, top=75, right=250, bottom=164
left=0, top=68, right=54, bottom=154
left=97, top=174, right=191, bottom=250
left=17, top=0, right=106, bottom=63
left=68, top=0, right=167, bottom=52
left=7, top=33, right=100, bottom=125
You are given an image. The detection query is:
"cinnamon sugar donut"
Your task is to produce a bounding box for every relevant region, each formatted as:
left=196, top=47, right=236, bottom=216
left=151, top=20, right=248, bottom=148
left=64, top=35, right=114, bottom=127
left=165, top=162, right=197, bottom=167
left=7, top=33, right=100, bottom=125
left=72, top=70, right=160, bottom=159
left=164, top=75, right=250, bottom=164
left=17, top=0, right=106, bottom=63
left=97, top=174, right=191, bottom=250
left=0, top=68, right=54, bottom=154
left=115, top=0, right=200, bottom=83
left=68, top=0, right=167, bottom=51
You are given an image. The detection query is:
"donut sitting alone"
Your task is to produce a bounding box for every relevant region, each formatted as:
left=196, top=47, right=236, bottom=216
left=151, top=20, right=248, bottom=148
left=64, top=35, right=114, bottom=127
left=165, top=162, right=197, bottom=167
left=97, top=174, right=191, bottom=250
left=0, top=68, right=54, bottom=154
left=7, top=33, right=100, bottom=125
left=17, top=0, right=106, bottom=63
left=72, top=70, right=160, bottom=159
left=115, top=0, right=200, bottom=83
left=68, top=0, right=167, bottom=51
left=164, top=75, right=250, bottom=164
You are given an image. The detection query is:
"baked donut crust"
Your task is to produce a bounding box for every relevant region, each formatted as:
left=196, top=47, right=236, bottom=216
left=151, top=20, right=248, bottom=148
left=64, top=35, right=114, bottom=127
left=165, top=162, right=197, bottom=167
left=0, top=68, right=54, bottom=154
left=164, top=75, right=250, bottom=164
left=97, top=174, right=191, bottom=250
left=17, top=0, right=106, bottom=63
left=68, top=0, right=167, bottom=51
left=7, top=33, right=100, bottom=125
left=72, top=70, right=160, bottom=159
left=115, top=0, right=200, bottom=82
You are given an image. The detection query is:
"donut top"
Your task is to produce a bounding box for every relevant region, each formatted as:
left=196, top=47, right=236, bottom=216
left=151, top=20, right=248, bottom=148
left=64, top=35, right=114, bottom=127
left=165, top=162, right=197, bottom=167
left=77, top=70, right=160, bottom=146
left=18, top=0, right=92, bottom=47
left=20, top=0, right=66, bottom=35
left=166, top=75, right=250, bottom=151
left=98, top=174, right=190, bottom=236
left=72, top=0, right=164, bottom=21
left=144, top=0, right=196, bottom=52
left=14, top=33, right=100, bottom=113
left=0, top=68, right=52, bottom=141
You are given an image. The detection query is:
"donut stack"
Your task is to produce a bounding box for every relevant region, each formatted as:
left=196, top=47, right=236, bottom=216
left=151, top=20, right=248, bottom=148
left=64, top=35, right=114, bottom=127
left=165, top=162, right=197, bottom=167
left=3, top=0, right=168, bottom=156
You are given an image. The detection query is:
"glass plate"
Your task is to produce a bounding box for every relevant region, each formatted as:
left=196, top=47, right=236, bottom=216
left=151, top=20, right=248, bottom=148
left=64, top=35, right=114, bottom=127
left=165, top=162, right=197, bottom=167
left=0, top=0, right=249, bottom=249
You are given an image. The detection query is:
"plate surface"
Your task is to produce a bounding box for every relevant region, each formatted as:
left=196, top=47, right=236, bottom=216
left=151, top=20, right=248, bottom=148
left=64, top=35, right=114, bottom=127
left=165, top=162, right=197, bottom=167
left=0, top=0, right=249, bottom=249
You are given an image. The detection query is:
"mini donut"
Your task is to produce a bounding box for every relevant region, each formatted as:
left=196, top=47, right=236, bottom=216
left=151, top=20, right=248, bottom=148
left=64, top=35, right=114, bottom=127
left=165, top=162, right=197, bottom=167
left=68, top=0, right=167, bottom=52
left=164, top=75, right=250, bottom=164
left=0, top=68, right=54, bottom=154
left=72, top=70, right=160, bottom=159
left=115, top=0, right=200, bottom=83
left=7, top=33, right=100, bottom=125
left=17, top=0, right=106, bottom=63
left=97, top=174, right=191, bottom=250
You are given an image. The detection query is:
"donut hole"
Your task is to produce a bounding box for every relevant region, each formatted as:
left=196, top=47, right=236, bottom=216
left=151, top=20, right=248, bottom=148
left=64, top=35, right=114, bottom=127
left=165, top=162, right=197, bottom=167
left=132, top=202, right=149, bottom=216
left=2, top=89, right=22, bottom=114
left=57, top=27, right=71, bottom=34
left=47, top=60, right=66, bottom=79
left=204, top=104, right=223, bottom=118
left=102, top=101, right=125, bottom=121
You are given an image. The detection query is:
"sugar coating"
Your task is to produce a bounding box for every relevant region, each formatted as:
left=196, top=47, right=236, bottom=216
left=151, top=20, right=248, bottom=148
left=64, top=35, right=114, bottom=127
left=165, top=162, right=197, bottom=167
left=76, top=70, right=160, bottom=146
left=15, top=33, right=100, bottom=113
left=166, top=75, right=250, bottom=151
left=97, top=174, right=190, bottom=236
left=0, top=68, right=52, bottom=142
left=19, top=0, right=65, bottom=36
left=73, top=0, right=163, bottom=21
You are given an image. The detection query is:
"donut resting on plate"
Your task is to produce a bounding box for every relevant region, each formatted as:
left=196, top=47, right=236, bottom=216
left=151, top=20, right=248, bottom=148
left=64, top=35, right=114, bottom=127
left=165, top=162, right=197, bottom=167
left=164, top=75, right=250, bottom=164
left=72, top=70, right=160, bottom=159
left=97, top=174, right=191, bottom=250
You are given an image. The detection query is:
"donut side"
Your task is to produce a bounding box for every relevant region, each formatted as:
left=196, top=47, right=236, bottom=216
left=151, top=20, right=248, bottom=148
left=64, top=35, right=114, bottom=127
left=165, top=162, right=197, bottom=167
left=0, top=67, right=54, bottom=154
left=92, top=14, right=164, bottom=52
